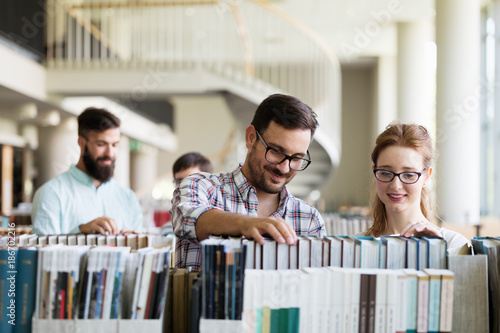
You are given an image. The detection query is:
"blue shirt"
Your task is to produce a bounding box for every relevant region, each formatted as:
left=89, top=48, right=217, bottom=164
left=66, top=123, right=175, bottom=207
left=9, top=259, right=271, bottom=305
left=32, top=165, right=143, bottom=235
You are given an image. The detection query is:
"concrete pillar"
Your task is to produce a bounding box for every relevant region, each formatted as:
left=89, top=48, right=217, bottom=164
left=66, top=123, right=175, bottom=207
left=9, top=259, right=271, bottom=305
left=113, top=135, right=131, bottom=188
left=130, top=142, right=158, bottom=192
left=36, top=116, right=79, bottom=187
left=374, top=56, right=397, bottom=140
left=435, top=0, right=481, bottom=224
left=494, top=1, right=500, bottom=216
left=397, top=21, right=435, bottom=131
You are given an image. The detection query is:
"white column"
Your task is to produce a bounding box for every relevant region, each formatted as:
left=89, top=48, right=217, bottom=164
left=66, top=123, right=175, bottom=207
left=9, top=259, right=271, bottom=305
left=130, top=143, right=158, bottom=192
left=435, top=0, right=481, bottom=224
left=494, top=1, right=500, bottom=216
left=113, top=135, right=130, bottom=188
left=397, top=21, right=435, bottom=132
left=373, top=56, right=397, bottom=140
left=36, top=116, right=79, bottom=186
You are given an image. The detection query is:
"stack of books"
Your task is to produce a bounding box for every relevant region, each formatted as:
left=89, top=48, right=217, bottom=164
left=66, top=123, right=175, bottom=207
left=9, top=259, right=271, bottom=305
left=322, top=213, right=372, bottom=236
left=0, top=244, right=172, bottom=333
left=244, top=235, right=448, bottom=271
left=472, top=237, right=500, bottom=333
left=0, top=233, right=174, bottom=250
left=242, top=267, right=455, bottom=333
left=200, top=238, right=247, bottom=321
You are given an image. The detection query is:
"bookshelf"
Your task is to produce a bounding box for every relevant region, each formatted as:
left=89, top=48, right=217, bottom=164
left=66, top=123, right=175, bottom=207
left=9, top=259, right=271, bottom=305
left=0, top=233, right=495, bottom=333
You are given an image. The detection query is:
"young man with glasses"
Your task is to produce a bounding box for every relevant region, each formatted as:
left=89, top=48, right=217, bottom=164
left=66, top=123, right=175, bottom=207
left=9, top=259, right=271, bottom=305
left=171, top=94, right=326, bottom=270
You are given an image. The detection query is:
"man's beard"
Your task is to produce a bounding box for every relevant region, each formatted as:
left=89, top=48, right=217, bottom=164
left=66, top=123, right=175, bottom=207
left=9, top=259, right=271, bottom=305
left=83, top=145, right=115, bottom=183
left=247, top=145, right=294, bottom=194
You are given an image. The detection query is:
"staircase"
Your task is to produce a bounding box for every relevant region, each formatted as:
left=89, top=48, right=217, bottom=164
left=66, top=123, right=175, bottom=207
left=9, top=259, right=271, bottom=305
left=44, top=0, right=342, bottom=199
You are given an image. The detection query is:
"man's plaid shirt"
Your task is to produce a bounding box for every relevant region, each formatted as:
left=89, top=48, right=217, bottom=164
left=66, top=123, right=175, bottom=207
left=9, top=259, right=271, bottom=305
left=171, top=166, right=326, bottom=271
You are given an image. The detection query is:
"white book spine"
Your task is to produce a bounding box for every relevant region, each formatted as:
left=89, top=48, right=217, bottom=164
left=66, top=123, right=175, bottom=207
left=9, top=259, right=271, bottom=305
left=396, top=272, right=407, bottom=332
left=439, top=271, right=454, bottom=332
left=374, top=270, right=387, bottom=333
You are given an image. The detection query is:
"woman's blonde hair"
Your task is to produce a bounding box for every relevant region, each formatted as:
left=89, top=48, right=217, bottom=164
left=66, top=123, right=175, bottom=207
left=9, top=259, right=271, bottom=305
left=366, top=122, right=435, bottom=236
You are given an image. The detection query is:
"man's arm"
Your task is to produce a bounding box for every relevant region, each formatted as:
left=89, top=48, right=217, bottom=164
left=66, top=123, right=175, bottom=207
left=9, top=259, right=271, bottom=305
left=195, top=209, right=297, bottom=245
left=171, top=174, right=296, bottom=245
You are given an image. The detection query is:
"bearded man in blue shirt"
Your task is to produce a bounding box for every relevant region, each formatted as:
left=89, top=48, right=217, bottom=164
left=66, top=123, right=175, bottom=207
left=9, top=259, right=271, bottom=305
left=32, top=108, right=142, bottom=235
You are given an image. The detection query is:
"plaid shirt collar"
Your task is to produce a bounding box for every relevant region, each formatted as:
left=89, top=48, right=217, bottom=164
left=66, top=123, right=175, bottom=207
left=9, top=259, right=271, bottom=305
left=232, top=165, right=290, bottom=214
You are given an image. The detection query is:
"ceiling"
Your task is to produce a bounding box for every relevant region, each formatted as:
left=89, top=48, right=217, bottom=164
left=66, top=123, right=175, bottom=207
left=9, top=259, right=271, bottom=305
left=270, top=0, right=436, bottom=63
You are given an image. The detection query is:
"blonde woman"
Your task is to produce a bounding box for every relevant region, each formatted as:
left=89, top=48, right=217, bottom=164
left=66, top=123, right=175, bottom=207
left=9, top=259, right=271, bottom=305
left=361, top=122, right=470, bottom=255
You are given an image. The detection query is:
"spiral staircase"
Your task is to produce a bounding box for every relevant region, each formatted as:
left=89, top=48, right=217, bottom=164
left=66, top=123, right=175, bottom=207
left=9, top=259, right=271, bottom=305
left=43, top=0, right=342, bottom=199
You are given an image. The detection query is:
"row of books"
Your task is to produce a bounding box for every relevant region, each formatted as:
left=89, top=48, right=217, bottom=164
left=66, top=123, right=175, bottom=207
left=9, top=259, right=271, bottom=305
left=0, top=225, right=32, bottom=235
left=322, top=213, right=372, bottom=237
left=200, top=238, right=247, bottom=321
left=0, top=233, right=174, bottom=251
left=0, top=244, right=172, bottom=333
left=199, top=255, right=489, bottom=333
left=471, top=237, right=500, bottom=333
left=242, top=267, right=455, bottom=333
left=244, top=235, right=448, bottom=271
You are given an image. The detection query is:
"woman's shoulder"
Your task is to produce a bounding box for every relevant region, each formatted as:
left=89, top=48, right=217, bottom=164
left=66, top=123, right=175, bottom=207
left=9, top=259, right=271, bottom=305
left=438, top=227, right=472, bottom=255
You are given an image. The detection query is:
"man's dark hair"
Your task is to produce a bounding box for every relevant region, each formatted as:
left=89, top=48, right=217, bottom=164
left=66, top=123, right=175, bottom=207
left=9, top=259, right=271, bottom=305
left=78, top=107, right=121, bottom=138
left=250, top=94, right=319, bottom=136
left=173, top=152, right=213, bottom=175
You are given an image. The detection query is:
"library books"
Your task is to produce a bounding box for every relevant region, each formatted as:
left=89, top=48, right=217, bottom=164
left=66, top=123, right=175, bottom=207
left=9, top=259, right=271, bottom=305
left=243, top=235, right=448, bottom=271
left=0, top=232, right=175, bottom=251
left=322, top=213, right=373, bottom=236
left=0, top=243, right=173, bottom=333
left=447, top=255, right=489, bottom=333
left=472, top=237, right=500, bottom=333
left=30, top=244, right=171, bottom=322
left=200, top=237, right=247, bottom=321
left=240, top=267, right=455, bottom=333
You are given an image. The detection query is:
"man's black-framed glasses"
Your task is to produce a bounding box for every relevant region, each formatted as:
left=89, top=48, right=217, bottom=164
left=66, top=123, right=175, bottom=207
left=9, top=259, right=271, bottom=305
left=373, top=168, right=427, bottom=184
left=256, top=130, right=311, bottom=171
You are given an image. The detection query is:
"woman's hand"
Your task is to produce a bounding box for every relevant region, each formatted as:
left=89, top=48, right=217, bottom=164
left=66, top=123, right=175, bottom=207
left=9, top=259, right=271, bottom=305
left=400, top=220, right=442, bottom=238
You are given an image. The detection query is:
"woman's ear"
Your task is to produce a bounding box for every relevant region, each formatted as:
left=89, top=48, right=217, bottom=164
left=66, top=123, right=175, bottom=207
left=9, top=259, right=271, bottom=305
left=372, top=164, right=375, bottom=170
left=427, top=167, right=433, bottom=178
left=423, top=167, right=433, bottom=185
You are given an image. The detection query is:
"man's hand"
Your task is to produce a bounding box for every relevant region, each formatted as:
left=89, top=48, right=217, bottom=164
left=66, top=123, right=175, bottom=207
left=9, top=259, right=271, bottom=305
left=240, top=217, right=297, bottom=245
left=79, top=216, right=119, bottom=235
left=195, top=210, right=297, bottom=245
left=119, top=228, right=140, bottom=236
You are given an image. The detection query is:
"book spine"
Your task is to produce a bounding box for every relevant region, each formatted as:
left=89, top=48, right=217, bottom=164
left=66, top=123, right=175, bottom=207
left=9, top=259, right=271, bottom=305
left=367, top=274, right=377, bottom=333
left=359, top=273, right=370, bottom=333
left=427, top=274, right=441, bottom=333
left=416, top=274, right=429, bottom=333
left=0, top=247, right=15, bottom=333
left=439, top=274, right=454, bottom=333
left=15, top=248, right=38, bottom=333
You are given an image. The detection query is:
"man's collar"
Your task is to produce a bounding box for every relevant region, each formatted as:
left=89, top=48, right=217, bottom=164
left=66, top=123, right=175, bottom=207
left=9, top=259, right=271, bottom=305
left=232, top=165, right=253, bottom=195
left=69, top=164, right=95, bottom=187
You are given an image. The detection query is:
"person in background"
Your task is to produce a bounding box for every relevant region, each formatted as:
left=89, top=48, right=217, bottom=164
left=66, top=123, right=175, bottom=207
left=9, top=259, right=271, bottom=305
left=173, top=152, right=213, bottom=187
left=171, top=94, right=326, bottom=270
left=32, top=107, right=142, bottom=235
left=361, top=122, right=470, bottom=254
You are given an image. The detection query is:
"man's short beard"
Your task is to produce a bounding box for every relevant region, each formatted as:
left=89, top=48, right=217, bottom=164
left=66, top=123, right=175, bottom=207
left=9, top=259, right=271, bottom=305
left=247, top=143, right=293, bottom=194
left=83, top=145, right=115, bottom=183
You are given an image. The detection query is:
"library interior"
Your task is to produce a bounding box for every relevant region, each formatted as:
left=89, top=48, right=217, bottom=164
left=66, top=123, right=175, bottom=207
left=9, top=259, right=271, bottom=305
left=0, top=0, right=499, bottom=332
